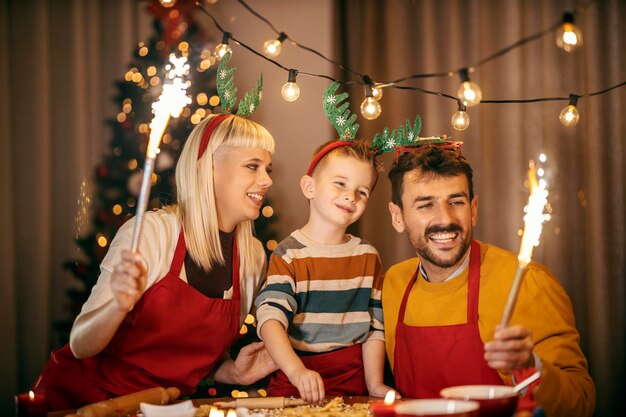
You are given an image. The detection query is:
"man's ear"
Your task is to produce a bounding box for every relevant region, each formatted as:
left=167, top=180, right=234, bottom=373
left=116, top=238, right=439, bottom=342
left=471, top=194, right=478, bottom=227
left=300, top=175, right=315, bottom=199
left=388, top=202, right=406, bottom=233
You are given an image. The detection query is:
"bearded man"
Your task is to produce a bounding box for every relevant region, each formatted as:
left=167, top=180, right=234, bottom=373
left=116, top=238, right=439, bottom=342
left=383, top=145, right=595, bottom=417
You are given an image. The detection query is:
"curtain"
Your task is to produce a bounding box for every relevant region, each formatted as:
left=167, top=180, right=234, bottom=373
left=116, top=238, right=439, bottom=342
left=0, top=0, right=152, bottom=413
left=341, top=1, right=625, bottom=415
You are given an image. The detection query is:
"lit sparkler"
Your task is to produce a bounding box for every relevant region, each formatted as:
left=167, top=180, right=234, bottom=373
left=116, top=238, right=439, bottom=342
left=500, top=156, right=550, bottom=326
left=130, top=54, right=192, bottom=252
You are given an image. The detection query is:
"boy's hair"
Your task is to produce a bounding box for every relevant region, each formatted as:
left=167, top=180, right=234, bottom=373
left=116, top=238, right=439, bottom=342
left=388, top=146, right=474, bottom=208
left=310, top=140, right=382, bottom=189
left=175, top=114, right=275, bottom=276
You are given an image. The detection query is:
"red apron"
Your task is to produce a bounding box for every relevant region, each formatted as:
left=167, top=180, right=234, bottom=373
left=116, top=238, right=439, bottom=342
left=267, top=344, right=367, bottom=397
left=33, top=230, right=241, bottom=410
left=393, top=240, right=503, bottom=398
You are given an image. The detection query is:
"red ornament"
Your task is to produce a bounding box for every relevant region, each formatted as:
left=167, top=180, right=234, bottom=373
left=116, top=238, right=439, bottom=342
left=97, top=164, right=109, bottom=178
left=146, top=0, right=198, bottom=53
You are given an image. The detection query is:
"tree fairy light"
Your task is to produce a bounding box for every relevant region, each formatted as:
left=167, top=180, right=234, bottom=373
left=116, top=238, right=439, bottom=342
left=500, top=157, right=550, bottom=326
left=131, top=54, right=191, bottom=252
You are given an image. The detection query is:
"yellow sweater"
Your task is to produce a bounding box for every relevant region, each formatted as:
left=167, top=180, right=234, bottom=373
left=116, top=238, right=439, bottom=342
left=382, top=241, right=595, bottom=417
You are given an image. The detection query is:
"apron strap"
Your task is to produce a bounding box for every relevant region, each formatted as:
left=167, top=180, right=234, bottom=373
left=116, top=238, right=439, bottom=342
left=169, top=230, right=187, bottom=276
left=467, top=240, right=481, bottom=323
left=397, top=269, right=418, bottom=325
left=231, top=239, right=240, bottom=300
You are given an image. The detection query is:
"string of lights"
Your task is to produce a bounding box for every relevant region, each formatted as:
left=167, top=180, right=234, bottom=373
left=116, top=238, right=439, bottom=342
left=194, top=0, right=625, bottom=131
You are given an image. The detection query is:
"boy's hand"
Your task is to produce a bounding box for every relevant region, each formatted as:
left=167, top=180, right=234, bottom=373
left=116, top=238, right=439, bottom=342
left=368, top=385, right=400, bottom=399
left=288, top=367, right=325, bottom=404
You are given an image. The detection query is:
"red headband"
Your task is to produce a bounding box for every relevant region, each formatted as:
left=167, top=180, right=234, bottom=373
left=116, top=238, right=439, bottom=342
left=197, top=114, right=234, bottom=160
left=306, top=141, right=356, bottom=176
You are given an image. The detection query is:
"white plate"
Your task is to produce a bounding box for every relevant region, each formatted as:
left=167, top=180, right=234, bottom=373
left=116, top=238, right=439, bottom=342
left=140, top=400, right=197, bottom=417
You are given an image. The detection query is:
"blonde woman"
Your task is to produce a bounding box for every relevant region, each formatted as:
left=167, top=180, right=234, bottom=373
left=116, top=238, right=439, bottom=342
left=34, top=114, right=278, bottom=410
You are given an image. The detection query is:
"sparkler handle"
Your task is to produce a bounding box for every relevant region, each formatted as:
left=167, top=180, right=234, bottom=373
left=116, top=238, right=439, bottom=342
left=500, top=264, right=527, bottom=327
left=130, top=157, right=156, bottom=253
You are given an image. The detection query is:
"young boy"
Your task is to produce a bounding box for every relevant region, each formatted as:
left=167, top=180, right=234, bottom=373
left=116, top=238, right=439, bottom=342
left=255, top=140, right=393, bottom=403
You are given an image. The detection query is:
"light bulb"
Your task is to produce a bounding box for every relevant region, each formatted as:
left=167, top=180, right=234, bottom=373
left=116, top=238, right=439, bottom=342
left=451, top=102, right=470, bottom=131
left=281, top=69, right=300, bottom=102
left=371, top=84, right=383, bottom=101
left=158, top=0, right=176, bottom=7
left=457, top=81, right=482, bottom=107
left=559, top=105, right=579, bottom=126
left=263, top=39, right=282, bottom=58
left=559, top=94, right=580, bottom=126
left=281, top=82, right=300, bottom=101
left=215, top=32, right=232, bottom=60
left=556, top=13, right=583, bottom=52
left=215, top=43, right=232, bottom=60
left=360, top=97, right=382, bottom=120
left=263, top=33, right=287, bottom=58
left=457, top=68, right=482, bottom=107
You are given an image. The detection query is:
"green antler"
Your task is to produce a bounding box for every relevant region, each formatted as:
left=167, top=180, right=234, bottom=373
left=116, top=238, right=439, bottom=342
left=371, top=115, right=423, bottom=154
left=216, top=52, right=237, bottom=114
left=215, top=52, right=263, bottom=118
left=323, top=82, right=359, bottom=141
left=236, top=74, right=263, bottom=117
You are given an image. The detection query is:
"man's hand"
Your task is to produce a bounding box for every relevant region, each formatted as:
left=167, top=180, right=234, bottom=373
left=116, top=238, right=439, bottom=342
left=484, top=325, right=535, bottom=372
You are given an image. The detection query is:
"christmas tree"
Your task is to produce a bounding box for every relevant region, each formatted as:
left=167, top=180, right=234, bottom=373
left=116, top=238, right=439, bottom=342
left=58, top=0, right=277, bottom=397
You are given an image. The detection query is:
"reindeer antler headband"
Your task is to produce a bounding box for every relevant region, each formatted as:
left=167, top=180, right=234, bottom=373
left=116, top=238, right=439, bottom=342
left=197, top=52, right=263, bottom=160
left=307, top=82, right=463, bottom=174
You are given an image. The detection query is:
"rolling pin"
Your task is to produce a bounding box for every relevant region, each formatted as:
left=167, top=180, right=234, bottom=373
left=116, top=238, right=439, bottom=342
left=214, top=397, right=308, bottom=409
left=69, top=386, right=180, bottom=417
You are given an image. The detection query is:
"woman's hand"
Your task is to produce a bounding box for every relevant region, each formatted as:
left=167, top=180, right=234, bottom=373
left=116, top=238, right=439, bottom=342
left=288, top=367, right=325, bottom=404
left=110, top=249, right=147, bottom=311
left=484, top=325, right=535, bottom=371
left=226, top=341, right=278, bottom=385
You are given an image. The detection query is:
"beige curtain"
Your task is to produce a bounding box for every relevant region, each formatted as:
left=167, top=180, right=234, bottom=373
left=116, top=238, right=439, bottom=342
left=0, top=0, right=153, bottom=413
left=342, top=0, right=625, bottom=415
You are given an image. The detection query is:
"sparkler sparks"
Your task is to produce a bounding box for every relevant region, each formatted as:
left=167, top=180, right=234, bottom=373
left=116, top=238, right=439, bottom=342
left=517, top=159, right=550, bottom=267
left=500, top=155, right=551, bottom=327
left=131, top=54, right=191, bottom=252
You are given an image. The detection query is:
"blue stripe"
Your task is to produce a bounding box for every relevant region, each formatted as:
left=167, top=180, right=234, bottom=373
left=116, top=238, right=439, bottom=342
left=290, top=322, right=371, bottom=344
left=267, top=302, right=293, bottom=324
left=255, top=289, right=297, bottom=312
left=294, top=288, right=371, bottom=313
left=260, top=282, right=293, bottom=294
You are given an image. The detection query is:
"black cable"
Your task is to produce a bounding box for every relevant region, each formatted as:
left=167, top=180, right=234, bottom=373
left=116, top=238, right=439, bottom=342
left=196, top=1, right=624, bottom=107
left=236, top=0, right=366, bottom=80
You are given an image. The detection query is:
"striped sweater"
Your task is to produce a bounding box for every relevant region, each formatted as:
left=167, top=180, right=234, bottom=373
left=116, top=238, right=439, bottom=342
left=255, top=229, right=384, bottom=353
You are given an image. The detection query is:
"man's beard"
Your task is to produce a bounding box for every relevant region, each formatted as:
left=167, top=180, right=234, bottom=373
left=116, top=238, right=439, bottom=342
left=409, top=223, right=472, bottom=268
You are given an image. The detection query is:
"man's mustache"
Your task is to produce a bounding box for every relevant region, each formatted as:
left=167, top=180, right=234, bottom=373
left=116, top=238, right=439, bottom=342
left=424, top=224, right=463, bottom=236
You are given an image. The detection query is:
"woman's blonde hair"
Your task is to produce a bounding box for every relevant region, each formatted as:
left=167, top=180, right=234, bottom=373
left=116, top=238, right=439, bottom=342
left=175, top=114, right=275, bottom=278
